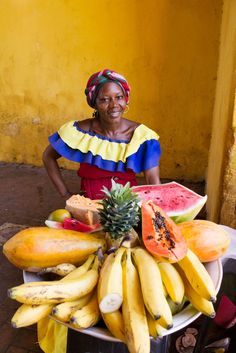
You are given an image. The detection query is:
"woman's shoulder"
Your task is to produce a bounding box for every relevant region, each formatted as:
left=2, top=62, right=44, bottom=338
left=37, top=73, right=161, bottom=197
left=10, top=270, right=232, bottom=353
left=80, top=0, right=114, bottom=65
left=76, top=118, right=93, bottom=131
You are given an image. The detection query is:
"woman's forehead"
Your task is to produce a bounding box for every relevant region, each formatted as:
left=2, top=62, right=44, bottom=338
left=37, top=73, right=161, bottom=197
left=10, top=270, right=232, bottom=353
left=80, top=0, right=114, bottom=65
left=97, top=82, right=124, bottom=96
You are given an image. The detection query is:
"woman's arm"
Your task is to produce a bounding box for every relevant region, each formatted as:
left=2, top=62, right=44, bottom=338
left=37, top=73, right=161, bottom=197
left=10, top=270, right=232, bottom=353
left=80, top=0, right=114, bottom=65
left=42, top=145, right=71, bottom=199
left=143, top=166, right=161, bottom=185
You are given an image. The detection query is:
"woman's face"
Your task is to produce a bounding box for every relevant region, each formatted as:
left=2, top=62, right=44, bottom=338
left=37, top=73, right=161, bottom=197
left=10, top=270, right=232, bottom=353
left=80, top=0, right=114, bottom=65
left=95, top=82, right=127, bottom=122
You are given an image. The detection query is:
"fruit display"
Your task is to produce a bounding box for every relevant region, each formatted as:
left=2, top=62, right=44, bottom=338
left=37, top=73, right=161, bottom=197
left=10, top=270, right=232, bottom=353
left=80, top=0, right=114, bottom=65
left=3, top=227, right=106, bottom=271
left=3, top=181, right=230, bottom=353
left=178, top=220, right=231, bottom=262
left=132, top=182, right=207, bottom=223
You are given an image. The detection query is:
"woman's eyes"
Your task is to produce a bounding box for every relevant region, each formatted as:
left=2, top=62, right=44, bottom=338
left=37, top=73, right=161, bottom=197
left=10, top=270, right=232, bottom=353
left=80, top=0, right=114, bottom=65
left=99, top=96, right=124, bottom=103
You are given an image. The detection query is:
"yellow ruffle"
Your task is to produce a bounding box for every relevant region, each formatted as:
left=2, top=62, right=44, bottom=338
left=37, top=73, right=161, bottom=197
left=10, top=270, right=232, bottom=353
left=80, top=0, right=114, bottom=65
left=58, top=121, right=159, bottom=163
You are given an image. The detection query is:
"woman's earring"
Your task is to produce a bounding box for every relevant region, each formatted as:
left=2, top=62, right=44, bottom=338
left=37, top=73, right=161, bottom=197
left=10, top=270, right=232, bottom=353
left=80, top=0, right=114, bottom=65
left=92, top=110, right=98, bottom=118
left=124, top=105, right=129, bottom=114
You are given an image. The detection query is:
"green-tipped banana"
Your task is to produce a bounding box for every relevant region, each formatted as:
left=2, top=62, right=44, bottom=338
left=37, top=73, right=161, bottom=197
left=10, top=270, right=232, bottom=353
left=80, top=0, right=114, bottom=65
left=11, top=303, right=53, bottom=328
left=98, top=247, right=125, bottom=313
left=158, top=262, right=185, bottom=304
left=52, top=292, right=93, bottom=322
left=122, top=249, right=150, bottom=353
left=70, top=290, right=100, bottom=329
left=176, top=265, right=216, bottom=317
left=132, top=247, right=173, bottom=328
left=177, top=249, right=217, bottom=302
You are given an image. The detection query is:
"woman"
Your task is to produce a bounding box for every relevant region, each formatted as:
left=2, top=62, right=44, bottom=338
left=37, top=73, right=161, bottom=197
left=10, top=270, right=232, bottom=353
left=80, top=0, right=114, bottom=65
left=43, top=69, right=161, bottom=200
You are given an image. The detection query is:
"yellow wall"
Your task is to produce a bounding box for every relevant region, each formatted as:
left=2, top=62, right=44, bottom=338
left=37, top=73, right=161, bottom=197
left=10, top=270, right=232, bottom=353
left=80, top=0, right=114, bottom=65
left=206, top=0, right=236, bottom=227
left=0, top=0, right=222, bottom=181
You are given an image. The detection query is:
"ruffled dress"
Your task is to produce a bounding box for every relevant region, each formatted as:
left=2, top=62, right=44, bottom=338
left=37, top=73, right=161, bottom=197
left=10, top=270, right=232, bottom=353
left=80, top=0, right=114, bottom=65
left=49, top=120, right=161, bottom=199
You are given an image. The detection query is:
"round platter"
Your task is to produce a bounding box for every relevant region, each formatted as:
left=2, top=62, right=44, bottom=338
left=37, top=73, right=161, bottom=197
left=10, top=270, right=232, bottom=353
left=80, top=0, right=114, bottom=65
left=23, top=257, right=223, bottom=342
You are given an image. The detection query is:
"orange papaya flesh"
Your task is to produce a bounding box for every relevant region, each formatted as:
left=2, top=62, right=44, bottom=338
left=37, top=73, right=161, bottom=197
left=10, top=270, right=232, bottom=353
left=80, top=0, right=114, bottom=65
left=3, top=227, right=106, bottom=271
left=178, top=220, right=230, bottom=262
left=142, top=201, right=187, bottom=262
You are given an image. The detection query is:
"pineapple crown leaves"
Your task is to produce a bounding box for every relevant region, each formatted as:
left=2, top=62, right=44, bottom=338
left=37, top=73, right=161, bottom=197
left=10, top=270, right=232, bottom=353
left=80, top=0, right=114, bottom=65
left=99, top=180, right=141, bottom=239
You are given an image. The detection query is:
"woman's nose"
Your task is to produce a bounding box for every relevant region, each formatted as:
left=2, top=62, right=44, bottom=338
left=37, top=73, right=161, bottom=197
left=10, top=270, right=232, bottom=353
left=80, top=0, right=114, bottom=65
left=109, top=98, right=118, bottom=107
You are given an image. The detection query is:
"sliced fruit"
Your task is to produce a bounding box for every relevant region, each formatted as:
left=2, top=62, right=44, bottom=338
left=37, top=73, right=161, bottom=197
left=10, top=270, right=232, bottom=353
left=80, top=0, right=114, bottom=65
left=45, top=218, right=101, bottom=233
left=132, top=182, right=207, bottom=223
left=141, top=201, right=187, bottom=262
left=63, top=218, right=101, bottom=233
left=99, top=293, right=123, bottom=314
left=45, top=220, right=63, bottom=229
left=66, top=194, right=102, bottom=225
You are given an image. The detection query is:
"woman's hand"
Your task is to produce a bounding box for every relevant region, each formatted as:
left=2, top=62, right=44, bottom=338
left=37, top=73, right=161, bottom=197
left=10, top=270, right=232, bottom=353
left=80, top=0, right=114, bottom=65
left=42, top=145, right=71, bottom=198
left=144, top=166, right=161, bottom=185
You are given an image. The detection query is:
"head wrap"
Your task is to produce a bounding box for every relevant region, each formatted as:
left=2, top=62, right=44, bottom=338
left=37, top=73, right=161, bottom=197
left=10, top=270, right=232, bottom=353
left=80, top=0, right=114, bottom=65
left=85, top=69, right=130, bottom=108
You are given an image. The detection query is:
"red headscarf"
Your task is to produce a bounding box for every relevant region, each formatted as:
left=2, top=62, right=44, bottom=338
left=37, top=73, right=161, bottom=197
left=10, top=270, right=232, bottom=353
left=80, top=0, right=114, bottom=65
left=85, top=69, right=130, bottom=108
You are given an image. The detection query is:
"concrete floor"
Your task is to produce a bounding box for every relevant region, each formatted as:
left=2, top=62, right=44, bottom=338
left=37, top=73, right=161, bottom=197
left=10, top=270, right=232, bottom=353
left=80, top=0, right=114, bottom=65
left=0, top=162, right=206, bottom=353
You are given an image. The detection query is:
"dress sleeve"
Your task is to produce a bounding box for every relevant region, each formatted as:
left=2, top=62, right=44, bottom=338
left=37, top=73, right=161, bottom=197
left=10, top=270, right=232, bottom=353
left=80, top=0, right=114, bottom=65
left=126, top=139, right=161, bottom=172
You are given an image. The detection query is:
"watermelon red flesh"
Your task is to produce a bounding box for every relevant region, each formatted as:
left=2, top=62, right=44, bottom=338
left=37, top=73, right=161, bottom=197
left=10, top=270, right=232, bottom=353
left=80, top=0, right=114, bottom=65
left=63, top=218, right=101, bottom=233
left=132, top=182, right=207, bottom=223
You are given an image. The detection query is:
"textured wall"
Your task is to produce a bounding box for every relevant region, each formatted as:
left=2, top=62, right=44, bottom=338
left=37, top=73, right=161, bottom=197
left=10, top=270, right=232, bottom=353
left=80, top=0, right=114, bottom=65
left=207, top=0, right=236, bottom=227
left=0, top=0, right=222, bottom=180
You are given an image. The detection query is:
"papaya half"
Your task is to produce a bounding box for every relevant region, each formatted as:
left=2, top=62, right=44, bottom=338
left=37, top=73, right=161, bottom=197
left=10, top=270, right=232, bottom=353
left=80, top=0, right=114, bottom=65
left=3, top=227, right=107, bottom=271
left=141, top=201, right=187, bottom=262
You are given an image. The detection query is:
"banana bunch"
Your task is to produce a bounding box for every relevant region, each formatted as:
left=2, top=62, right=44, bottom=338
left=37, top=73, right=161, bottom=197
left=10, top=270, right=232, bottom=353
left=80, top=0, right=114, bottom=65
left=96, top=245, right=217, bottom=352
left=10, top=254, right=101, bottom=328
left=9, top=245, right=217, bottom=353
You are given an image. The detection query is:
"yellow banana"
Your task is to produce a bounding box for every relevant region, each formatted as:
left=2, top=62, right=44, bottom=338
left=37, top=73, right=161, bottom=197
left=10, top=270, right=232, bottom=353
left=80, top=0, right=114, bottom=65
left=132, top=247, right=173, bottom=328
left=8, top=255, right=99, bottom=305
left=146, top=311, right=166, bottom=338
left=11, top=303, right=53, bottom=328
left=177, top=249, right=216, bottom=302
left=101, top=311, right=126, bottom=342
left=97, top=251, right=126, bottom=342
left=122, top=248, right=150, bottom=353
left=9, top=254, right=96, bottom=326
left=98, top=247, right=125, bottom=313
left=70, top=290, right=100, bottom=329
left=52, top=292, right=93, bottom=322
left=62, top=254, right=95, bottom=280
left=37, top=263, right=76, bottom=277
left=158, top=262, right=185, bottom=304
left=176, top=265, right=216, bottom=317
left=8, top=271, right=98, bottom=305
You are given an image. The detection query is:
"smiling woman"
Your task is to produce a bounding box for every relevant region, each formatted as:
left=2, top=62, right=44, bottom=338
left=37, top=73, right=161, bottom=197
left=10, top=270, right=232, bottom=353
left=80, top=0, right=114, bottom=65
left=42, top=69, right=162, bottom=200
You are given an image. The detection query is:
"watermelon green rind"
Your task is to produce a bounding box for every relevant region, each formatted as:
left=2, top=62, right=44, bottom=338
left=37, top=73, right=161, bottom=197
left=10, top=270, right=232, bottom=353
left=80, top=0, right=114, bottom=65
left=132, top=182, right=207, bottom=224
left=168, top=195, right=207, bottom=223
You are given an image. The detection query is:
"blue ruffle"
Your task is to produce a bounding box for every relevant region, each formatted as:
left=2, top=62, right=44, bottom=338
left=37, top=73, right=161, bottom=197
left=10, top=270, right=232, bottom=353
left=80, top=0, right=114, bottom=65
left=49, top=132, right=161, bottom=173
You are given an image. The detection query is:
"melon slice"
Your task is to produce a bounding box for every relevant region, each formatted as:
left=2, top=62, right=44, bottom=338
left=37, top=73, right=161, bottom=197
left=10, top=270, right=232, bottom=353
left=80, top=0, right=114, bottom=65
left=132, top=182, right=207, bottom=223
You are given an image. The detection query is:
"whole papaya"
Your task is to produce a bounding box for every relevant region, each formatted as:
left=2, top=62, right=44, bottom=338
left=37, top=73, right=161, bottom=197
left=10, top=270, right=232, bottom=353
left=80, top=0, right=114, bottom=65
left=3, top=227, right=106, bottom=271
left=178, top=220, right=230, bottom=262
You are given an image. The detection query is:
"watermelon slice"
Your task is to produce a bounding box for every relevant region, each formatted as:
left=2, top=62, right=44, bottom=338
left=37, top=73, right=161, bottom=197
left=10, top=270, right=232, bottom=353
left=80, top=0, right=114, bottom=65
left=132, top=182, right=207, bottom=223
left=45, top=218, right=102, bottom=233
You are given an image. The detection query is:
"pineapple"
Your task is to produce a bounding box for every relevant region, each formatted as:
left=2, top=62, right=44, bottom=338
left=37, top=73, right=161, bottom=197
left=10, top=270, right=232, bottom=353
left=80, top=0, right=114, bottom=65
left=99, top=180, right=141, bottom=250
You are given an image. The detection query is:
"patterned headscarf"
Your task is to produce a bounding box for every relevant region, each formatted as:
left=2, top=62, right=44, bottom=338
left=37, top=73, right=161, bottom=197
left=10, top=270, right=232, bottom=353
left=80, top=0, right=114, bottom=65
left=85, top=69, right=130, bottom=108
